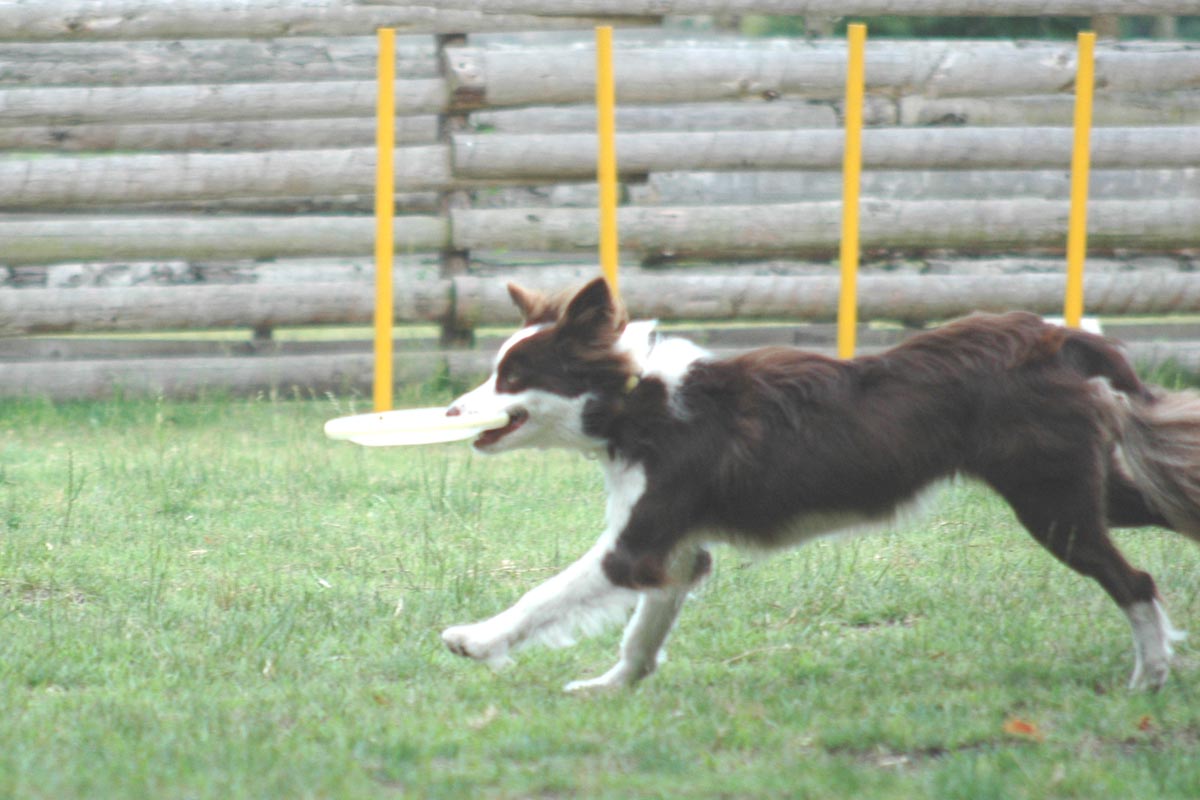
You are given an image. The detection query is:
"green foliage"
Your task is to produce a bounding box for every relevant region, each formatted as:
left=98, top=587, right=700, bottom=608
left=1, top=394, right=1198, bottom=798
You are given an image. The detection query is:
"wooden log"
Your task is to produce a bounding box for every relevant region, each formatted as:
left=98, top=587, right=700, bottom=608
left=0, top=37, right=436, bottom=87
left=11, top=255, right=436, bottom=288
left=0, top=215, right=448, bottom=266
left=400, top=0, right=1200, bottom=14
left=0, top=2, right=653, bottom=42
left=103, top=192, right=440, bottom=215
left=453, top=199, right=1200, bottom=261
left=0, top=147, right=457, bottom=208
left=6, top=41, right=1193, bottom=128
left=0, top=349, right=499, bottom=400
left=638, top=168, right=1200, bottom=204
left=455, top=272, right=1200, bottom=326
left=4, top=332, right=1197, bottom=401
left=7, top=270, right=1200, bottom=339
left=8, top=127, right=1196, bottom=209
left=4, top=198, right=1196, bottom=267
left=900, top=91, right=1200, bottom=127
left=0, top=79, right=448, bottom=126
left=0, top=280, right=451, bottom=336
left=452, top=127, right=1200, bottom=179
left=0, top=337, right=383, bottom=361
left=445, top=41, right=1200, bottom=108
left=476, top=100, right=847, bottom=134
left=0, top=117, right=438, bottom=153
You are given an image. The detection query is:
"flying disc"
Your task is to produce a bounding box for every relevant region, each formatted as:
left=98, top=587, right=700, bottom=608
left=324, top=407, right=511, bottom=447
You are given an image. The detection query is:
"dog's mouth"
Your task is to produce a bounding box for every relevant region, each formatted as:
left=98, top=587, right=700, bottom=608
left=473, top=409, right=529, bottom=449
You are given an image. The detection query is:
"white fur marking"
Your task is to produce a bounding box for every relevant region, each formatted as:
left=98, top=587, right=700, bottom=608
left=494, top=323, right=548, bottom=366
left=615, top=320, right=709, bottom=398
left=644, top=336, right=710, bottom=396
left=448, top=321, right=605, bottom=453
left=1125, top=599, right=1186, bottom=690
left=441, top=459, right=649, bottom=665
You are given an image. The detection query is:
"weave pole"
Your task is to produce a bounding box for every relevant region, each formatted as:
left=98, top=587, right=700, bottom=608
left=374, top=28, right=395, bottom=411
left=595, top=25, right=620, bottom=299
left=838, top=23, right=866, bottom=359
left=1064, top=31, right=1096, bottom=329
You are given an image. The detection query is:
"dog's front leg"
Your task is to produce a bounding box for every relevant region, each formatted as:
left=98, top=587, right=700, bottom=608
left=441, top=539, right=638, bottom=668
left=566, top=546, right=711, bottom=693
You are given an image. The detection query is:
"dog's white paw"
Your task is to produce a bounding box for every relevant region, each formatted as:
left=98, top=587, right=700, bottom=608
left=564, top=674, right=629, bottom=694
left=1126, top=600, right=1186, bottom=691
left=563, top=661, right=647, bottom=694
left=1129, top=658, right=1171, bottom=692
left=441, top=623, right=513, bottom=668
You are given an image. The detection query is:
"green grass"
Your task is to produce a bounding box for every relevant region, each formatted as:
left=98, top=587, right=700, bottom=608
left=1, top=393, right=1199, bottom=799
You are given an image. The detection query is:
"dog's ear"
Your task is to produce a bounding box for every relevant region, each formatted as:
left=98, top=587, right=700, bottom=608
left=559, top=277, right=618, bottom=339
left=507, top=282, right=551, bottom=324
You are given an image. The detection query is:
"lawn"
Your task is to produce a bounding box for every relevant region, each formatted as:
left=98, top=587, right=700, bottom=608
left=1, top=390, right=1198, bottom=799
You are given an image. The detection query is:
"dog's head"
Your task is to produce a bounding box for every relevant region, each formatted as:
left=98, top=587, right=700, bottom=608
left=447, top=277, right=641, bottom=454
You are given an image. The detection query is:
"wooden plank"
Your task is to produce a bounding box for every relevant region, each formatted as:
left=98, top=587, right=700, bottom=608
left=452, top=199, right=1200, bottom=261
left=3, top=199, right=1197, bottom=266
left=8, top=270, right=1200, bottom=338
left=0, top=350, right=489, bottom=400
left=0, top=37, right=436, bottom=87
left=0, top=215, right=448, bottom=266
left=455, top=272, right=1200, bottom=325
left=0, top=2, right=654, bottom=42
left=0, top=337, right=372, bottom=362
left=5, top=41, right=1194, bottom=128
left=445, top=40, right=1200, bottom=106
left=0, top=80, right=449, bottom=126
left=476, top=92, right=1200, bottom=131
left=0, top=147, right=456, bottom=208
left=0, top=280, right=452, bottom=336
left=7, top=127, right=1197, bottom=209
left=3, top=336, right=1198, bottom=401
left=900, top=91, right=1200, bottom=127
left=399, top=0, right=1200, bottom=14
left=476, top=100, right=845, bottom=134
left=637, top=168, right=1200, bottom=204
left=451, top=127, right=1200, bottom=179
left=0, top=117, right=438, bottom=152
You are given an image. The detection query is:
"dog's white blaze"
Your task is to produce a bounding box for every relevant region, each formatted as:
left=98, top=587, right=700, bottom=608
left=449, top=322, right=606, bottom=453
left=1125, top=598, right=1186, bottom=690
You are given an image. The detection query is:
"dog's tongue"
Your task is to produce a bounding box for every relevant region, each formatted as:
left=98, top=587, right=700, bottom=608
left=474, top=411, right=527, bottom=448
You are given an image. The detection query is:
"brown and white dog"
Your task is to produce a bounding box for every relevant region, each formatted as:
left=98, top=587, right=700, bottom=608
left=441, top=277, right=1199, bottom=692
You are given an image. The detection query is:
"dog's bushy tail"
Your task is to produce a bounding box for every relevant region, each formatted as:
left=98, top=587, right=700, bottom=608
left=1063, top=328, right=1200, bottom=539
left=1115, top=389, right=1200, bottom=539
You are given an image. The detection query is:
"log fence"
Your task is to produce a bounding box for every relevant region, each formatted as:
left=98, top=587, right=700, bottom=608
left=1, top=0, right=1197, bottom=398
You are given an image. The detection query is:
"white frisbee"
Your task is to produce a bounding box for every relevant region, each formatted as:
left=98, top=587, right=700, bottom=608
left=324, top=407, right=511, bottom=447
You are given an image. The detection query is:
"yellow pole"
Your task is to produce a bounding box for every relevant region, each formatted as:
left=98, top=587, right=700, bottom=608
left=838, top=23, right=866, bottom=360
left=595, top=25, right=620, bottom=299
left=1064, top=31, right=1095, bottom=329
left=374, top=28, right=395, bottom=411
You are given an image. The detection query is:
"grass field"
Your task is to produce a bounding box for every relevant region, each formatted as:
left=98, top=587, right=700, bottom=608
left=2, top=389, right=1199, bottom=799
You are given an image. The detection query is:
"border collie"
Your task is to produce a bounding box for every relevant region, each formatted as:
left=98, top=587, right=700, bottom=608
left=441, top=277, right=1199, bottom=692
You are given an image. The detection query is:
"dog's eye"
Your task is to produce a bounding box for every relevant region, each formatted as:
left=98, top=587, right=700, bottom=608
left=498, top=368, right=523, bottom=392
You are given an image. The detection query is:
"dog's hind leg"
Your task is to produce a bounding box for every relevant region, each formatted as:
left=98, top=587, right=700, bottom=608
left=996, top=478, right=1181, bottom=690
left=566, top=547, right=712, bottom=693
